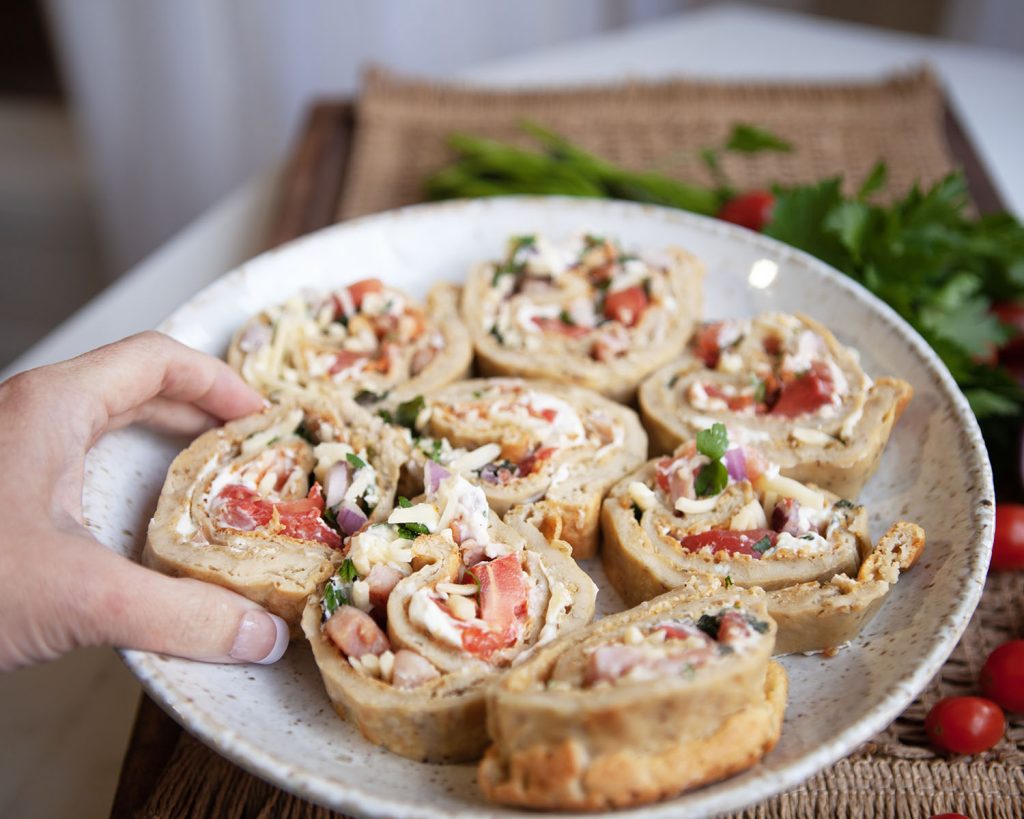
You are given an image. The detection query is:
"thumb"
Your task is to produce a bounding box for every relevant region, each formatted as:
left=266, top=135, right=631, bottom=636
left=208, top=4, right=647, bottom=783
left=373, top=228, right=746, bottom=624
left=70, top=540, right=290, bottom=664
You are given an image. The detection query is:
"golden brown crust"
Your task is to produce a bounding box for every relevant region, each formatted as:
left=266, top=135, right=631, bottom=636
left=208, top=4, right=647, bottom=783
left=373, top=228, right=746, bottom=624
left=302, top=516, right=598, bottom=763
left=600, top=459, right=926, bottom=654
left=479, top=663, right=786, bottom=810
left=478, top=588, right=785, bottom=809
left=227, top=281, right=472, bottom=404
left=638, top=312, right=913, bottom=497
left=411, top=377, right=648, bottom=558
left=464, top=246, right=704, bottom=403
left=144, top=399, right=406, bottom=630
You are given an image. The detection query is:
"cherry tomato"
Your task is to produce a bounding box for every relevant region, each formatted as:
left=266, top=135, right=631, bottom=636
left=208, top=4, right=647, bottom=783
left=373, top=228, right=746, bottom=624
left=993, top=301, right=1024, bottom=362
left=925, top=696, right=1005, bottom=755
left=992, top=504, right=1024, bottom=571
left=980, top=640, right=1024, bottom=712
left=718, top=190, right=775, bottom=232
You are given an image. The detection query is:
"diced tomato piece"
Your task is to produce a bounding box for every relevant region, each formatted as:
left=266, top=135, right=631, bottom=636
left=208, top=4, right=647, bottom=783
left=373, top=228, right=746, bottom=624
left=518, top=446, right=557, bottom=476
left=274, top=482, right=325, bottom=516
left=694, top=322, right=725, bottom=368
left=603, top=286, right=649, bottom=327
left=717, top=610, right=754, bottom=644
left=704, top=384, right=755, bottom=412
left=347, top=278, right=384, bottom=308
left=539, top=408, right=557, bottom=422
left=657, top=621, right=708, bottom=642
left=771, top=364, right=834, bottom=417
left=212, top=485, right=274, bottom=530
left=461, top=625, right=515, bottom=659
left=329, top=350, right=367, bottom=375
left=277, top=483, right=341, bottom=549
left=470, top=554, right=527, bottom=628
left=678, top=528, right=776, bottom=558
left=655, top=460, right=672, bottom=493
left=532, top=317, right=590, bottom=337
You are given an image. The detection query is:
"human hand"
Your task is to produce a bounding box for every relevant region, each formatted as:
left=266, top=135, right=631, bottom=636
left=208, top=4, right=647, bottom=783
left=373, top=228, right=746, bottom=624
left=0, top=332, right=290, bottom=670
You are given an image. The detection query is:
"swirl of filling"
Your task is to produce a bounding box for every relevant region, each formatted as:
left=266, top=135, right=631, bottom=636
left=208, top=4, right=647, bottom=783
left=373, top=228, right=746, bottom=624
left=301, top=469, right=597, bottom=763
left=389, top=377, right=647, bottom=558
left=601, top=423, right=925, bottom=654
left=478, top=587, right=786, bottom=811
left=144, top=398, right=407, bottom=627
left=463, top=233, right=703, bottom=402
left=227, top=279, right=472, bottom=404
left=639, top=312, right=913, bottom=497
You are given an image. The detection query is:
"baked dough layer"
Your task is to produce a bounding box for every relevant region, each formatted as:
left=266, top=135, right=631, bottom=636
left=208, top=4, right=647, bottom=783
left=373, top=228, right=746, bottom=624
left=601, top=454, right=924, bottom=653
left=463, top=236, right=703, bottom=403
left=639, top=312, right=912, bottom=497
left=478, top=587, right=786, bottom=810
left=302, top=514, right=597, bottom=763
left=144, top=398, right=406, bottom=629
left=406, top=377, right=648, bottom=558
left=228, top=281, right=472, bottom=404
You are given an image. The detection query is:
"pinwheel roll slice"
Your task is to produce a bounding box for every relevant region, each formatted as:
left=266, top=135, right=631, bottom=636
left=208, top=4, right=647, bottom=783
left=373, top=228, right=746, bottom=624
left=639, top=312, right=913, bottom=497
left=228, top=279, right=472, bottom=404
left=601, top=424, right=925, bottom=653
left=463, top=233, right=703, bottom=402
left=144, top=397, right=406, bottom=628
left=478, top=587, right=787, bottom=811
left=395, top=377, right=648, bottom=558
left=302, top=468, right=597, bottom=763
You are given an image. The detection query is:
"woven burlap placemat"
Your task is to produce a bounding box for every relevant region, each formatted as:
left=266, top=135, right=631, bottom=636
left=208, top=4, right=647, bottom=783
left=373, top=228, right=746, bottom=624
left=339, top=66, right=955, bottom=219
left=132, top=69, right=1022, bottom=818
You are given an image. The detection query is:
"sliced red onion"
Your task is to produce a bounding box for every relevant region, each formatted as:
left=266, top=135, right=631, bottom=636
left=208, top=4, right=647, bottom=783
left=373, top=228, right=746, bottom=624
left=424, top=460, right=451, bottom=495
left=336, top=502, right=368, bottom=535
left=324, top=462, right=351, bottom=509
left=723, top=447, right=747, bottom=481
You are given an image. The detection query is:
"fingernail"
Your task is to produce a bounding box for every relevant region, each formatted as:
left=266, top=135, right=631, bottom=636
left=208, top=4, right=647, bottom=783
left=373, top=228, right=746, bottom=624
left=230, top=611, right=289, bottom=664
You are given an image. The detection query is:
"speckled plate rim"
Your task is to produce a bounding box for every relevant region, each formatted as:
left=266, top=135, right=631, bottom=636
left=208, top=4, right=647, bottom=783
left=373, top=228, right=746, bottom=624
left=116, top=196, right=994, bottom=819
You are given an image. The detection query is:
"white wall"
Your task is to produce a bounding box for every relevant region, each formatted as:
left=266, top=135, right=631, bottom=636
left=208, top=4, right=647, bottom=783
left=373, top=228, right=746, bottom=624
left=44, top=0, right=687, bottom=277
left=44, top=0, right=1024, bottom=279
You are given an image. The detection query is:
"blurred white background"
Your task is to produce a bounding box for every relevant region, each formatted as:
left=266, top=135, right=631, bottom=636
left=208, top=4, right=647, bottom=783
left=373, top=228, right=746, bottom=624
left=2, top=0, right=1023, bottom=367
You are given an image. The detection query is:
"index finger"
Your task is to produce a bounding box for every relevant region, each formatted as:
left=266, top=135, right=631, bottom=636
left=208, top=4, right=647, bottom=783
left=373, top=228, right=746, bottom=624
left=55, top=331, right=266, bottom=442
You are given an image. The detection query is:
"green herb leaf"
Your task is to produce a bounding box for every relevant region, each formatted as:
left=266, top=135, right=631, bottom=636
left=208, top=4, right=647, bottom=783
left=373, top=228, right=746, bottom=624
left=338, top=558, right=358, bottom=583
left=725, top=124, right=793, bottom=154
left=354, top=389, right=387, bottom=406
left=696, top=613, right=720, bottom=639
left=751, top=535, right=773, bottom=554
left=694, top=460, right=728, bottom=497
left=395, top=395, right=426, bottom=430
left=724, top=575, right=733, bottom=588
left=857, top=161, right=888, bottom=200
left=559, top=309, right=575, bottom=326
left=397, top=522, right=430, bottom=539
left=746, top=615, right=770, bottom=634
left=345, top=452, right=366, bottom=470
left=398, top=496, right=412, bottom=508
left=695, top=423, right=729, bottom=461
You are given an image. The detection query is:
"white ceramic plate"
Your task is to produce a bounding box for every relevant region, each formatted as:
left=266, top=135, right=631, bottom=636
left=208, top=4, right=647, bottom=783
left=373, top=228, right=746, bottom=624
left=82, top=197, right=993, bottom=818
